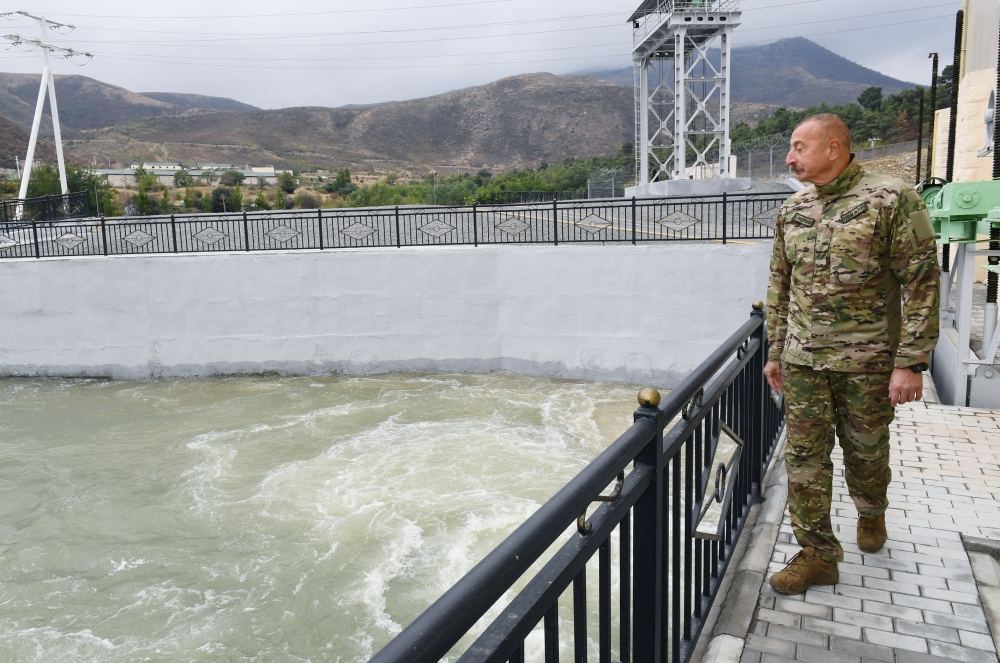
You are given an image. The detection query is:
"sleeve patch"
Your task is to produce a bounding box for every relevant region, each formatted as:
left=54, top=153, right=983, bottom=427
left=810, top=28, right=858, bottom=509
left=909, top=209, right=935, bottom=241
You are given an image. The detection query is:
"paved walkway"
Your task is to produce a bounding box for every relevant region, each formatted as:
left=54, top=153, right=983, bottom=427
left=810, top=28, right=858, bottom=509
left=734, top=398, right=1000, bottom=663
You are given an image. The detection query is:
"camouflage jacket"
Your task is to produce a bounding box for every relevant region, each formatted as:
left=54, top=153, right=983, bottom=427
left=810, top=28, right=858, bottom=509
left=766, top=159, right=940, bottom=372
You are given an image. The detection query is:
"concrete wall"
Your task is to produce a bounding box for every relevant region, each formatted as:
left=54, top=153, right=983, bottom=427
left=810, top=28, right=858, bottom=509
left=0, top=243, right=772, bottom=384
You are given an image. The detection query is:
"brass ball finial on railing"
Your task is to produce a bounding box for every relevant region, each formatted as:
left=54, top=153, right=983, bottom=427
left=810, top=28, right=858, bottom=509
left=637, top=387, right=661, bottom=408
left=752, top=300, right=764, bottom=311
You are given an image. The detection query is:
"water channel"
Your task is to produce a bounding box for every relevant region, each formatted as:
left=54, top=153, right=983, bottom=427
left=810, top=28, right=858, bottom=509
left=0, top=373, right=644, bottom=661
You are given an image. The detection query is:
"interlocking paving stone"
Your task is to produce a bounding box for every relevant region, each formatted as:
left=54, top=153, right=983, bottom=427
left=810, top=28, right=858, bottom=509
left=828, top=636, right=893, bottom=662
left=802, top=616, right=861, bottom=640
left=765, top=623, right=827, bottom=647
left=953, top=602, right=988, bottom=620
left=774, top=597, right=831, bottom=618
left=927, top=640, right=1000, bottom=662
left=794, top=643, right=860, bottom=663
left=893, top=617, right=960, bottom=643
left=890, top=592, right=953, bottom=614
left=960, top=630, right=999, bottom=652
left=923, top=610, right=991, bottom=633
left=744, top=634, right=796, bottom=658
left=757, top=608, right=801, bottom=628
left=736, top=403, right=1000, bottom=663
left=863, top=626, right=928, bottom=653
left=861, top=599, right=923, bottom=621
left=831, top=607, right=892, bottom=631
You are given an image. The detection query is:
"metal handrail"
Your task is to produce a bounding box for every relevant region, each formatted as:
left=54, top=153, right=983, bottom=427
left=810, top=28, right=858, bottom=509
left=0, top=191, right=90, bottom=224
left=372, top=305, right=785, bottom=662
left=0, top=192, right=785, bottom=259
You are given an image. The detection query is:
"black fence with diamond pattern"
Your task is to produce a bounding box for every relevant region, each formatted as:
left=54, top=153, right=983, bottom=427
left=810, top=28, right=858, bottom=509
left=0, top=193, right=783, bottom=259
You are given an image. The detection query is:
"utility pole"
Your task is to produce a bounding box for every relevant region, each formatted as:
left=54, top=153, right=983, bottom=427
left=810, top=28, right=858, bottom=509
left=1, top=11, right=92, bottom=206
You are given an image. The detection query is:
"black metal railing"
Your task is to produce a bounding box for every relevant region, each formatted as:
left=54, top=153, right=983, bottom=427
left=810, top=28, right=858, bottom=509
left=0, top=191, right=90, bottom=225
left=0, top=192, right=783, bottom=260
left=372, top=305, right=785, bottom=662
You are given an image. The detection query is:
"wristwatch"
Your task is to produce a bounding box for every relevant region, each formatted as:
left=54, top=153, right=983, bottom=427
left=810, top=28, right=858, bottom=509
left=907, top=363, right=929, bottom=373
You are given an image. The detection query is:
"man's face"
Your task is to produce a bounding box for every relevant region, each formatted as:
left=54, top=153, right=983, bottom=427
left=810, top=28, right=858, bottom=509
left=785, top=121, right=837, bottom=185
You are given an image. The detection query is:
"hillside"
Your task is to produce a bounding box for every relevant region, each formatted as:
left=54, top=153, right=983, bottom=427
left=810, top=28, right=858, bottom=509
left=0, top=37, right=919, bottom=173
left=139, top=92, right=258, bottom=113
left=0, top=73, right=259, bottom=133
left=0, top=114, right=56, bottom=168
left=584, top=37, right=914, bottom=107
left=68, top=74, right=637, bottom=173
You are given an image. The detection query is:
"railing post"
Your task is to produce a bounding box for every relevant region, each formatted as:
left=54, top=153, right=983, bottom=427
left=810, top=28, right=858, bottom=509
left=632, top=388, right=664, bottom=662
left=552, top=199, right=559, bottom=246
left=472, top=203, right=478, bottom=247
left=749, top=301, right=766, bottom=502
left=722, top=191, right=728, bottom=244
left=100, top=216, right=108, bottom=256
left=170, top=214, right=178, bottom=252
left=317, top=208, right=324, bottom=250
left=243, top=210, right=251, bottom=251
left=31, top=221, right=40, bottom=259
left=394, top=205, right=401, bottom=248
left=631, top=196, right=637, bottom=245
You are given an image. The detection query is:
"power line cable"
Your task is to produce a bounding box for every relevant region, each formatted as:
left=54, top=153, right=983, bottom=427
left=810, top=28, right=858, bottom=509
left=32, top=1, right=955, bottom=50
left=33, top=0, right=517, bottom=20
left=68, top=12, right=952, bottom=72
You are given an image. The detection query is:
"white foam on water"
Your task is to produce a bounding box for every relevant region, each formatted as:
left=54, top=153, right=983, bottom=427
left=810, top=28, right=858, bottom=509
left=0, top=373, right=643, bottom=661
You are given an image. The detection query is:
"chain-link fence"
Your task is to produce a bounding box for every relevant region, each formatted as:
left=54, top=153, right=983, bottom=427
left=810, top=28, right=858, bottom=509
left=729, top=138, right=921, bottom=181
left=587, top=167, right=627, bottom=199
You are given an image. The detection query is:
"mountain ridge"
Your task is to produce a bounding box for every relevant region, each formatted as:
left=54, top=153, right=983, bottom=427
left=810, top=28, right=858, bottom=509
left=0, top=38, right=916, bottom=174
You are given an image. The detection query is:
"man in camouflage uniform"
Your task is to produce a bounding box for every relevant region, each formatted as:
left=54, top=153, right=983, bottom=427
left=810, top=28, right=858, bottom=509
left=764, top=113, right=940, bottom=594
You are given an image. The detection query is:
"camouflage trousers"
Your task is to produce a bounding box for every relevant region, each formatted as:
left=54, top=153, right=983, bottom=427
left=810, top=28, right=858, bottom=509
left=782, top=363, right=894, bottom=561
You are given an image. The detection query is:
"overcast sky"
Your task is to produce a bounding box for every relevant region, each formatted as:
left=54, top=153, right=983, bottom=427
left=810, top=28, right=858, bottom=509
left=0, top=0, right=962, bottom=110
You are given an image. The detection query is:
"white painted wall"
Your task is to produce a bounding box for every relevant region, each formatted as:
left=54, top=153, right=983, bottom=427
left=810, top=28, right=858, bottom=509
left=0, top=243, right=772, bottom=385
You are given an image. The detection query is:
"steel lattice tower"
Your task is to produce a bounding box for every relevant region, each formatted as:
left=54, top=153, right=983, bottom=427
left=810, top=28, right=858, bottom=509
left=630, top=0, right=741, bottom=187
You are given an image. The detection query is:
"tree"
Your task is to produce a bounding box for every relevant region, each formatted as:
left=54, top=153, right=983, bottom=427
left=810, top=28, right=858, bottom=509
left=253, top=190, right=270, bottom=210
left=219, top=169, right=245, bottom=186
left=173, top=169, right=194, bottom=188
left=210, top=186, right=242, bottom=213
left=936, top=65, right=954, bottom=110
left=331, top=168, right=356, bottom=194
left=25, top=163, right=120, bottom=216
left=857, top=86, right=883, bottom=112
left=277, top=171, right=296, bottom=194
left=295, top=190, right=319, bottom=208
left=274, top=188, right=291, bottom=209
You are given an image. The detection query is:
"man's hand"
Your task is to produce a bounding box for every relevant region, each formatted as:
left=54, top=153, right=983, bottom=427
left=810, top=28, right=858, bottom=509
left=763, top=360, right=783, bottom=394
left=889, top=367, right=923, bottom=406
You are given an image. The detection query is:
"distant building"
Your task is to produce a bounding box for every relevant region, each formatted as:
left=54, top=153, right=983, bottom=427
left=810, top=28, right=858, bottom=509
left=98, top=163, right=281, bottom=187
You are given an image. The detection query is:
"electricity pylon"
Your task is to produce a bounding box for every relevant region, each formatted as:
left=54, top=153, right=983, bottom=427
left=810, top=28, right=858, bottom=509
left=2, top=11, right=92, bottom=203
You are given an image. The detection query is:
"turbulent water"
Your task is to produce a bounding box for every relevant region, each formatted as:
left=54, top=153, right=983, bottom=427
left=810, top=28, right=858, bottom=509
left=0, top=373, right=644, bottom=662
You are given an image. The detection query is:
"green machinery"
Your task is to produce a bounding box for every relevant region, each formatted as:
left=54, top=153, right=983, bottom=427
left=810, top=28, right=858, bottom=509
left=921, top=179, right=1000, bottom=406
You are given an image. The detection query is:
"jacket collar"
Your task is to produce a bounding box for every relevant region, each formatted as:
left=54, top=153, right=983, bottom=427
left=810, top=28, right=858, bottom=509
left=814, top=155, right=862, bottom=198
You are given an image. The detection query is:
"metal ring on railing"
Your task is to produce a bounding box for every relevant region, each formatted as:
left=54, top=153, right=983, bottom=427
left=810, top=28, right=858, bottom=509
left=682, top=387, right=704, bottom=421
left=577, top=470, right=625, bottom=536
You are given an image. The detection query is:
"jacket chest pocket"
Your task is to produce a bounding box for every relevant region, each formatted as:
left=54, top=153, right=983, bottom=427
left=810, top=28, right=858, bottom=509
left=784, top=213, right=816, bottom=268
left=829, top=205, right=880, bottom=288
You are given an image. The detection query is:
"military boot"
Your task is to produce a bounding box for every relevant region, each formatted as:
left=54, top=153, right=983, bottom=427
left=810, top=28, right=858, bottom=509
left=768, top=547, right=839, bottom=595
left=857, top=514, right=887, bottom=553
